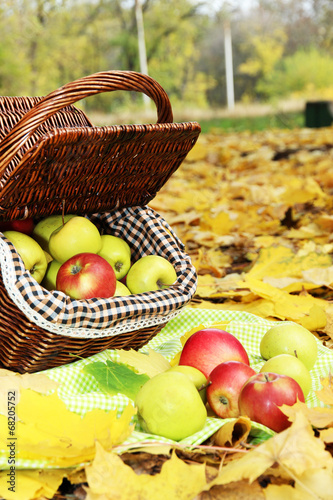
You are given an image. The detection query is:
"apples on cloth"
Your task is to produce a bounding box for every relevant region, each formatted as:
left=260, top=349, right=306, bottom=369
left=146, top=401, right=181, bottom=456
left=207, top=361, right=257, bottom=418
left=135, top=370, right=207, bottom=441
left=260, top=322, right=318, bottom=370
left=179, top=328, right=250, bottom=378
left=260, top=354, right=312, bottom=398
left=239, top=372, right=305, bottom=433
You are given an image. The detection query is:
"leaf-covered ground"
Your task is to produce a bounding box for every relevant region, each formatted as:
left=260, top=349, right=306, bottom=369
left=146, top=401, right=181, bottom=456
left=150, top=126, right=333, bottom=346
left=4, top=126, right=333, bottom=500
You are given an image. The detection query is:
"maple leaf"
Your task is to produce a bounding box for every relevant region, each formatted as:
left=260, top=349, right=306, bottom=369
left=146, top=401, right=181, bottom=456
left=0, top=469, right=67, bottom=500
left=316, top=375, right=333, bottom=406
left=117, top=348, right=172, bottom=377
left=83, top=360, right=149, bottom=400
left=0, top=369, right=58, bottom=414
left=205, top=412, right=333, bottom=489
left=0, top=390, right=135, bottom=467
left=85, top=442, right=207, bottom=500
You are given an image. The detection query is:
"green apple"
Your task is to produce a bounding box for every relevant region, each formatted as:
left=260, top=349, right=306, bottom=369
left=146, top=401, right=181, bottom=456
left=135, top=371, right=207, bottom=441
left=48, top=216, right=102, bottom=263
left=98, top=234, right=131, bottom=280
left=260, top=354, right=312, bottom=398
left=113, top=280, right=132, bottom=296
left=32, top=214, right=75, bottom=252
left=167, top=365, right=208, bottom=404
left=260, top=322, right=318, bottom=370
left=41, top=259, right=62, bottom=291
left=126, top=255, right=177, bottom=294
left=3, top=230, right=48, bottom=283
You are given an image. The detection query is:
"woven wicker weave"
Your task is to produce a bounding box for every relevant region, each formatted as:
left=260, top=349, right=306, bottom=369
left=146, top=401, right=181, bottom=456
left=0, top=70, right=200, bottom=373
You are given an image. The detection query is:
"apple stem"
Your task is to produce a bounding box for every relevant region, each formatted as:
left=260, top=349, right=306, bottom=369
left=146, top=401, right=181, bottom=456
left=294, top=350, right=298, bottom=358
left=156, top=280, right=173, bottom=290
left=198, top=381, right=212, bottom=392
left=264, top=373, right=270, bottom=382
left=158, top=282, right=181, bottom=289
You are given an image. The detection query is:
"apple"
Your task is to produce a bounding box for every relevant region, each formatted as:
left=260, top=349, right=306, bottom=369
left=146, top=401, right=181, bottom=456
left=167, top=365, right=208, bottom=404
left=179, top=328, right=250, bottom=378
left=207, top=361, right=257, bottom=418
left=126, top=255, right=177, bottom=294
left=260, top=322, right=318, bottom=370
left=239, top=372, right=305, bottom=432
left=113, top=280, right=132, bottom=296
left=49, top=216, right=102, bottom=263
left=56, top=253, right=116, bottom=300
left=135, top=371, right=207, bottom=441
left=98, top=234, right=131, bottom=280
left=3, top=230, right=48, bottom=283
left=0, top=218, right=34, bottom=236
left=41, top=259, right=62, bottom=291
left=32, top=214, right=75, bottom=252
left=259, top=354, right=312, bottom=398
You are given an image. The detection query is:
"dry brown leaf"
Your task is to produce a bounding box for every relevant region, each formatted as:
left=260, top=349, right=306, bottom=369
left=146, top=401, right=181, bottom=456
left=211, top=417, right=252, bottom=448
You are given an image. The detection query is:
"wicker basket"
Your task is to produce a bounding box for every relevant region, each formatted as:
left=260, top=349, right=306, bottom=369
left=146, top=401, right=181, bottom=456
left=0, top=70, right=201, bottom=373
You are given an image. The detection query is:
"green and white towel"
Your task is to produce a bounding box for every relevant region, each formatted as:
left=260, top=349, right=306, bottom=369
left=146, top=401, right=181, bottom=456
left=2, top=306, right=333, bottom=469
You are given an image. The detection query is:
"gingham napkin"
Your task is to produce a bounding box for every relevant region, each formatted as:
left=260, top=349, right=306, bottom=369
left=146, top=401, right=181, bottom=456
left=1, top=306, right=333, bottom=470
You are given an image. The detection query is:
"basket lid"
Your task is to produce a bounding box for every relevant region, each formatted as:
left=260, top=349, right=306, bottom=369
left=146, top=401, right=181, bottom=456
left=0, top=71, right=201, bottom=221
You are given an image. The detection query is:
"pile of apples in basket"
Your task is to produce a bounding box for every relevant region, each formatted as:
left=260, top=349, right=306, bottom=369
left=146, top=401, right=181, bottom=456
left=0, top=214, right=176, bottom=299
left=0, top=216, right=318, bottom=438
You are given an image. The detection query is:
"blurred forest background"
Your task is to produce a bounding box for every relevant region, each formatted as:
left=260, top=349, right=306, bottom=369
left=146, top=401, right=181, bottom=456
left=1, top=0, right=333, bottom=127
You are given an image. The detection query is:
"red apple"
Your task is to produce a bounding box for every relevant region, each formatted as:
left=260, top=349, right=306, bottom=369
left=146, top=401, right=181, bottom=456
left=0, top=218, right=34, bottom=236
left=56, top=252, right=116, bottom=300
left=238, top=372, right=305, bottom=433
left=207, top=361, right=257, bottom=418
left=179, top=328, right=250, bottom=378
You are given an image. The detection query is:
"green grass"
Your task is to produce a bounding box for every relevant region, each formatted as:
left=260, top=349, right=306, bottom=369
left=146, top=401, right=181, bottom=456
left=196, top=110, right=305, bottom=134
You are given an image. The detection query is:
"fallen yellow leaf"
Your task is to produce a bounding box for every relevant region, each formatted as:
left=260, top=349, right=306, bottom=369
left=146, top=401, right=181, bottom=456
left=117, top=348, right=171, bottom=377
left=0, top=469, right=66, bottom=500
left=85, top=442, right=207, bottom=500
left=0, top=390, right=135, bottom=467
left=211, top=416, right=252, bottom=448
left=206, top=412, right=333, bottom=488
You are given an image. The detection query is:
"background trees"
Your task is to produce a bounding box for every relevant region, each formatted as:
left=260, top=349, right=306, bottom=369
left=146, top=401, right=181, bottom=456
left=0, top=0, right=332, bottom=111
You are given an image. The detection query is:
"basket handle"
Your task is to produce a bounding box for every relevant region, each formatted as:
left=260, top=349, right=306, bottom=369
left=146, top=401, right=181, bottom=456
left=0, top=70, right=174, bottom=174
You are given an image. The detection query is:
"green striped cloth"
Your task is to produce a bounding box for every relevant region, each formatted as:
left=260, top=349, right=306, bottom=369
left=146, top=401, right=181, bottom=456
left=2, top=306, right=332, bottom=469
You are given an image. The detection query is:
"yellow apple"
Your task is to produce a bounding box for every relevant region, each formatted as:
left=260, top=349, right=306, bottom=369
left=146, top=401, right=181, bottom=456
left=135, top=371, right=207, bottom=441
left=32, top=214, right=75, bottom=252
left=113, top=280, right=131, bottom=296
left=260, top=354, right=312, bottom=398
left=167, top=365, right=208, bottom=404
left=98, top=234, right=131, bottom=280
left=48, top=216, right=102, bottom=263
left=3, top=230, right=48, bottom=283
left=126, top=255, right=177, bottom=294
left=260, top=322, right=318, bottom=370
left=41, top=259, right=62, bottom=291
